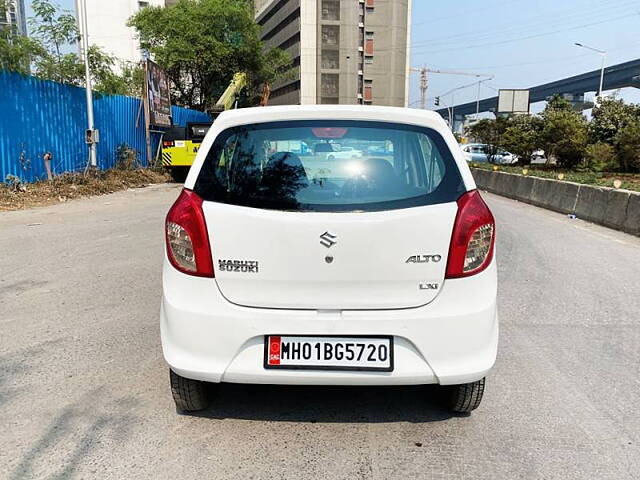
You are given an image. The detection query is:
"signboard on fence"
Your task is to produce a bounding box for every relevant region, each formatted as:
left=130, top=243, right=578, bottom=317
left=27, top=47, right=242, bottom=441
left=497, top=89, right=530, bottom=114
left=145, top=60, right=172, bottom=127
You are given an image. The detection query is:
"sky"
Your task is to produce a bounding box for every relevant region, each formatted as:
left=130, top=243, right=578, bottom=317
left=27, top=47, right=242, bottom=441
left=408, top=0, right=640, bottom=112
left=26, top=0, right=640, bottom=112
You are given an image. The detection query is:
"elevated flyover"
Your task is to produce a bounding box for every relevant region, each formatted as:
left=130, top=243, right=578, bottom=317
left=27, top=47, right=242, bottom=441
left=435, top=58, right=640, bottom=122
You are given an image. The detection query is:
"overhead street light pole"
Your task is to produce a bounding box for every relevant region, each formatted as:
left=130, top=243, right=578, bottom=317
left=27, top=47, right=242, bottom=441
left=574, top=42, right=607, bottom=99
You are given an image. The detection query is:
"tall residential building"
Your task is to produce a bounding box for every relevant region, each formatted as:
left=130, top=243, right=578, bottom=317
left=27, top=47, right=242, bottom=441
left=256, top=0, right=412, bottom=107
left=83, top=0, right=170, bottom=67
left=0, top=0, right=27, bottom=36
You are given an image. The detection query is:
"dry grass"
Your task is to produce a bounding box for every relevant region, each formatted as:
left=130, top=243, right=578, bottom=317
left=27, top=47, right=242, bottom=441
left=0, top=168, right=171, bottom=211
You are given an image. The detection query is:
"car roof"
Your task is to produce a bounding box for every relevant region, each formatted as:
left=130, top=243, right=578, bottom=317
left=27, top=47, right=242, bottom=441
left=213, top=105, right=447, bottom=129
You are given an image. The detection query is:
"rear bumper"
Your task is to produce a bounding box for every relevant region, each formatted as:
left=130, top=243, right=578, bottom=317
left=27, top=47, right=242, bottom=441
left=160, top=258, right=498, bottom=386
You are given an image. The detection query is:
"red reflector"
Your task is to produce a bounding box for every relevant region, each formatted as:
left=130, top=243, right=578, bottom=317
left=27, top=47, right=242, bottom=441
left=445, top=190, right=495, bottom=279
left=165, top=189, right=214, bottom=277
left=312, top=127, right=348, bottom=138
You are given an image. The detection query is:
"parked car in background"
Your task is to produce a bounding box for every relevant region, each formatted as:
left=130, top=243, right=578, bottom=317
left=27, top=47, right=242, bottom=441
left=531, top=150, right=547, bottom=164
left=460, top=143, right=518, bottom=164
left=313, top=143, right=363, bottom=161
left=162, top=105, right=498, bottom=415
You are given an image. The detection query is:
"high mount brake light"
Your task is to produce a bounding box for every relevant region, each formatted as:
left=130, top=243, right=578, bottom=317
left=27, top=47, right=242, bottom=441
left=445, top=190, right=495, bottom=279
left=165, top=189, right=214, bottom=277
left=311, top=127, right=348, bottom=138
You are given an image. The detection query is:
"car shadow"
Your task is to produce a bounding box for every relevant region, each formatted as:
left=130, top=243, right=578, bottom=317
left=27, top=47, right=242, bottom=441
left=190, top=384, right=455, bottom=423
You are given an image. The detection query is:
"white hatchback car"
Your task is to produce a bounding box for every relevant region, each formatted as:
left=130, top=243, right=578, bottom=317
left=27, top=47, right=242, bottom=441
left=162, top=105, right=498, bottom=414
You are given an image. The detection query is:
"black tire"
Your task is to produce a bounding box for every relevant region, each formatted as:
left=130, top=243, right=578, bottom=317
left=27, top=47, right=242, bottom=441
left=169, top=369, right=211, bottom=412
left=169, top=167, right=188, bottom=183
left=447, top=378, right=485, bottom=413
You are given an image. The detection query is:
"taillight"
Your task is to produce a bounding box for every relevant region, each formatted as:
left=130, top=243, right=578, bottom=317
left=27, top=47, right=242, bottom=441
left=165, top=189, right=214, bottom=277
left=445, top=190, right=495, bottom=279
left=163, top=141, right=174, bottom=147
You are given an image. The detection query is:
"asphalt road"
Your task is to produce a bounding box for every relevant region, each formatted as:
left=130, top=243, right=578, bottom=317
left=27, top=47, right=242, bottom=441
left=1, top=184, right=639, bottom=480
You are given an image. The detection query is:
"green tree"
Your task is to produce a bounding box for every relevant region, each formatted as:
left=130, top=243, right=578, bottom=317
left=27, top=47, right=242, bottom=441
left=615, top=122, right=640, bottom=172
left=0, top=0, right=142, bottom=96
left=467, top=117, right=509, bottom=163
left=85, top=46, right=144, bottom=97
left=32, top=43, right=143, bottom=96
left=29, top=0, right=79, bottom=82
left=540, top=95, right=588, bottom=168
left=583, top=143, right=616, bottom=172
left=0, top=0, right=46, bottom=74
left=502, top=115, right=543, bottom=166
left=128, top=0, right=291, bottom=110
left=0, top=28, right=46, bottom=75
left=589, top=96, right=640, bottom=145
left=544, top=94, right=574, bottom=113
left=94, top=60, right=145, bottom=97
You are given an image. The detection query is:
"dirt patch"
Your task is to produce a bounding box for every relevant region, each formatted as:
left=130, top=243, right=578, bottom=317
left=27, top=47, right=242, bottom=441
left=0, top=168, right=172, bottom=211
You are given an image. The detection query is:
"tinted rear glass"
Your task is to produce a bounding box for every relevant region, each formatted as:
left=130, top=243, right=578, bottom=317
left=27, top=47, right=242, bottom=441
left=194, top=120, right=465, bottom=212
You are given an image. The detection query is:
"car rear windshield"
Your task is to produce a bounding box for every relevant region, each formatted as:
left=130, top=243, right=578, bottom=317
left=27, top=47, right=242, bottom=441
left=193, top=120, right=465, bottom=212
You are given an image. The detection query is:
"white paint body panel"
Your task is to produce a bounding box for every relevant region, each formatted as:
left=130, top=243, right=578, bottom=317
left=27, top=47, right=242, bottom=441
left=205, top=201, right=455, bottom=310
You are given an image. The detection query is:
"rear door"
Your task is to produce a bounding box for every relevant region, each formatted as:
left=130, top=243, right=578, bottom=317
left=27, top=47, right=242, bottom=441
left=194, top=120, right=466, bottom=310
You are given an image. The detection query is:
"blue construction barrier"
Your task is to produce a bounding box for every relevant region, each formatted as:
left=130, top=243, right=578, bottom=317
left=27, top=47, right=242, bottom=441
left=0, top=71, right=211, bottom=182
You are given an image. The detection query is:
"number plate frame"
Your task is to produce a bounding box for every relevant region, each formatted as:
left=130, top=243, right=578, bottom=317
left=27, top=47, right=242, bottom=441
left=263, top=335, right=394, bottom=372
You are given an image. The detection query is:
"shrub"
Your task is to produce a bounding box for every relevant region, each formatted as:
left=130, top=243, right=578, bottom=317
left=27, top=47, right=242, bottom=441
left=502, top=115, right=543, bottom=166
left=615, top=122, right=640, bottom=172
left=583, top=143, right=616, bottom=172
left=115, top=143, right=139, bottom=170
left=466, top=117, right=509, bottom=163
left=540, top=109, right=588, bottom=169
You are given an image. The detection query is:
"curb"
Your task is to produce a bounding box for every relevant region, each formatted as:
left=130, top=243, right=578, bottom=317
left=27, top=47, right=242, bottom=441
left=471, top=168, right=640, bottom=237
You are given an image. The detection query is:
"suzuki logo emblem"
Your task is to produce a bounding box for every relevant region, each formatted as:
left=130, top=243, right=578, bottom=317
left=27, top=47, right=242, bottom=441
left=319, top=231, right=337, bottom=248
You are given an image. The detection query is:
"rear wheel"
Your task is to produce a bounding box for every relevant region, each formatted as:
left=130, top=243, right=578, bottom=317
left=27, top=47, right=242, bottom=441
left=169, top=369, right=212, bottom=412
left=169, top=167, right=188, bottom=183
left=446, top=378, right=485, bottom=413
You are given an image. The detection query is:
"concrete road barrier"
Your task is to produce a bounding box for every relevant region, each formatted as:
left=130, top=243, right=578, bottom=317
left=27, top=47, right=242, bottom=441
left=624, top=193, right=640, bottom=236
left=471, top=168, right=640, bottom=237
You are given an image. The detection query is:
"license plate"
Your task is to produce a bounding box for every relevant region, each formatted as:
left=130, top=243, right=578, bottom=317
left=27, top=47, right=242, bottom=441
left=264, top=335, right=393, bottom=372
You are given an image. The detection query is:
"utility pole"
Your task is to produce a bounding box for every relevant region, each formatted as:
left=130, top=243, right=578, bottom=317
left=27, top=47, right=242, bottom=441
left=476, top=80, right=482, bottom=119
left=475, top=78, right=492, bottom=119
left=75, top=0, right=97, bottom=168
left=410, top=67, right=493, bottom=110
left=451, top=92, right=455, bottom=132
left=419, top=68, right=428, bottom=109
left=142, top=60, right=153, bottom=167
